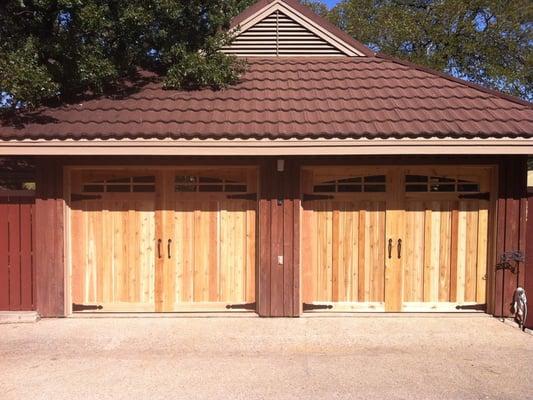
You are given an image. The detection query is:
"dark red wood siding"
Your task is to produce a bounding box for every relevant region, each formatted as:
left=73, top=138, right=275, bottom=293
left=525, top=190, right=533, bottom=329
left=258, top=159, right=300, bottom=317
left=492, top=156, right=528, bottom=317
left=0, top=195, right=35, bottom=311
left=34, top=158, right=66, bottom=317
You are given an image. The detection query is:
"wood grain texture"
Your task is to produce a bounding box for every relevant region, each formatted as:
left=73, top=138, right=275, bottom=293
left=35, top=158, right=66, bottom=317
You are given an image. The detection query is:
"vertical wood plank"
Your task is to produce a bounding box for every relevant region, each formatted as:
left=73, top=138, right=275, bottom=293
left=449, top=207, right=459, bottom=302
left=20, top=203, right=33, bottom=310
left=8, top=204, right=21, bottom=310
left=0, top=202, right=9, bottom=309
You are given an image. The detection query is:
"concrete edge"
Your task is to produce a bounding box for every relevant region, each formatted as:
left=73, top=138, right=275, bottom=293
left=0, top=311, right=40, bottom=324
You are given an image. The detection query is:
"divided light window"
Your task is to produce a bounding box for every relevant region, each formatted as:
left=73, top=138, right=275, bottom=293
left=406, top=175, right=480, bottom=193
left=175, top=176, right=248, bottom=193
left=314, top=175, right=386, bottom=193
left=83, top=176, right=156, bottom=193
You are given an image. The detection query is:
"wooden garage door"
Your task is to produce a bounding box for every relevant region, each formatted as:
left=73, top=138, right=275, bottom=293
left=301, top=166, right=494, bottom=312
left=70, top=167, right=256, bottom=313
left=157, top=168, right=257, bottom=312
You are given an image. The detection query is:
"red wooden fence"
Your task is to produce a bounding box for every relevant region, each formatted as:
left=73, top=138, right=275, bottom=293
left=0, top=194, right=35, bottom=311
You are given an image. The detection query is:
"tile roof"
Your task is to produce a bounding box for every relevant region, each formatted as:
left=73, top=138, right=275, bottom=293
left=1, top=57, right=532, bottom=141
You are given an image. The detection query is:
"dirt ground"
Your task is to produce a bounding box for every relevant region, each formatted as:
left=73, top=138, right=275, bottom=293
left=0, top=314, right=531, bottom=400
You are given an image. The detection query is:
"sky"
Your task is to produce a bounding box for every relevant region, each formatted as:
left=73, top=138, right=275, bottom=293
left=323, top=0, right=340, bottom=7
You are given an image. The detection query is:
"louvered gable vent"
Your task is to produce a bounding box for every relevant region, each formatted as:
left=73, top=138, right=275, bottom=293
left=223, top=10, right=346, bottom=57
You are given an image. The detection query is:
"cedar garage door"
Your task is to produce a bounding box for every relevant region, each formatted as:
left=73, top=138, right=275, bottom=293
left=70, top=167, right=257, bottom=313
left=301, top=166, right=494, bottom=312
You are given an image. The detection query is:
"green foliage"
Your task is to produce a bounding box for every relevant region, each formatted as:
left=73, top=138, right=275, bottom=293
left=0, top=0, right=255, bottom=111
left=332, top=0, right=532, bottom=100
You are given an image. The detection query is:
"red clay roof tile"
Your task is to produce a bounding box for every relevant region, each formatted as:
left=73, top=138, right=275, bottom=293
left=1, top=57, right=532, bottom=141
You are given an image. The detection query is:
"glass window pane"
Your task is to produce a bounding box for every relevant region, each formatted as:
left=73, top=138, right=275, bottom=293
left=175, top=176, right=197, bottom=184
left=107, top=185, right=131, bottom=192
left=199, top=177, right=223, bottom=183
left=83, top=184, right=104, bottom=193
left=364, top=184, right=386, bottom=192
left=338, top=184, right=362, bottom=192
left=364, top=175, right=386, bottom=183
left=457, top=184, right=480, bottom=192
left=176, top=185, right=197, bottom=192
left=338, top=177, right=362, bottom=183
left=133, top=176, right=155, bottom=183
left=430, top=184, right=455, bottom=192
left=406, top=184, right=427, bottom=192
left=199, top=185, right=223, bottom=192
left=314, top=185, right=335, bottom=192
left=406, top=175, right=428, bottom=183
left=133, top=185, right=155, bottom=193
left=107, top=177, right=130, bottom=184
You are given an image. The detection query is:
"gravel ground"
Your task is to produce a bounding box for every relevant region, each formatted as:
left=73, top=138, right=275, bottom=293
left=0, top=314, right=531, bottom=400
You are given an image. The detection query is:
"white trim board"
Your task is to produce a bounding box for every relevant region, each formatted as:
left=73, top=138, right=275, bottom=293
left=0, top=138, right=531, bottom=156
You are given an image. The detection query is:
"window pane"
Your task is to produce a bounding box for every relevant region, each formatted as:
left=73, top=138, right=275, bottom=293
left=406, top=175, right=428, bottom=183
left=199, top=185, right=223, bottom=192
left=364, top=175, right=386, bottom=183
left=314, top=185, right=335, bottom=192
left=338, top=177, right=362, bottom=183
left=338, top=184, right=362, bottom=192
left=133, top=176, right=155, bottom=183
left=406, top=184, right=427, bottom=192
left=457, top=184, right=479, bottom=192
left=107, top=185, right=131, bottom=192
left=175, top=176, right=197, bottom=184
left=108, top=177, right=130, bottom=184
left=83, top=184, right=104, bottom=193
left=199, top=177, right=223, bottom=183
left=430, top=184, right=455, bottom=192
left=176, top=185, right=197, bottom=192
left=364, top=184, right=386, bottom=192
left=133, top=185, right=155, bottom=193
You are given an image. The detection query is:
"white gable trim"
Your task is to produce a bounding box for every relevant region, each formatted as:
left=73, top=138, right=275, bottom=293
left=227, top=0, right=365, bottom=57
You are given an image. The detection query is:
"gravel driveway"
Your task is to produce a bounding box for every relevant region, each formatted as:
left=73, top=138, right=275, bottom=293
left=0, top=314, right=531, bottom=400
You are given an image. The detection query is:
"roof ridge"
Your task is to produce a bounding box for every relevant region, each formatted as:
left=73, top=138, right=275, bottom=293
left=376, top=52, right=532, bottom=109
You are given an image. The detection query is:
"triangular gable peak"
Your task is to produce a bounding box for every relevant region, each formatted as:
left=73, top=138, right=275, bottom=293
left=223, top=0, right=368, bottom=57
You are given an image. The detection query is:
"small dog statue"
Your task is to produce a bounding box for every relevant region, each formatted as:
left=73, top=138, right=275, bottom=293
left=512, top=287, right=528, bottom=331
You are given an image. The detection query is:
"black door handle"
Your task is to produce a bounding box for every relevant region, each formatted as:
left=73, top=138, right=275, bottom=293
left=388, top=239, right=393, bottom=259
left=157, top=239, right=162, bottom=259
left=167, top=239, right=172, bottom=259
left=397, top=239, right=402, bottom=259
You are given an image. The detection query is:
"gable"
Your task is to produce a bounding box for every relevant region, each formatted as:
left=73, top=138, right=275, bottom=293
left=223, top=0, right=367, bottom=57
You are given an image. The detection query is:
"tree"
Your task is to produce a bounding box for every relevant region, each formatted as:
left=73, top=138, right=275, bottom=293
left=0, top=0, right=255, bottom=112
left=331, top=0, right=532, bottom=100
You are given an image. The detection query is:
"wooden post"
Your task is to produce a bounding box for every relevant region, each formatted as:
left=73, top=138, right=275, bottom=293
left=493, top=156, right=528, bottom=317
left=34, top=158, right=66, bottom=317
left=257, top=158, right=301, bottom=317
left=524, top=189, right=533, bottom=329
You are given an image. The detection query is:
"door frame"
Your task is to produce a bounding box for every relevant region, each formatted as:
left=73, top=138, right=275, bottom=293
left=64, top=164, right=259, bottom=315
left=298, top=163, right=499, bottom=313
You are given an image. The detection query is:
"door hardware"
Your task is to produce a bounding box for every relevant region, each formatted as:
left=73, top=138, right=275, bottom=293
left=157, top=239, right=162, bottom=259
left=278, top=255, right=284, bottom=266
left=167, top=239, right=172, bottom=259
left=397, top=239, right=402, bottom=259
left=388, top=239, right=393, bottom=259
